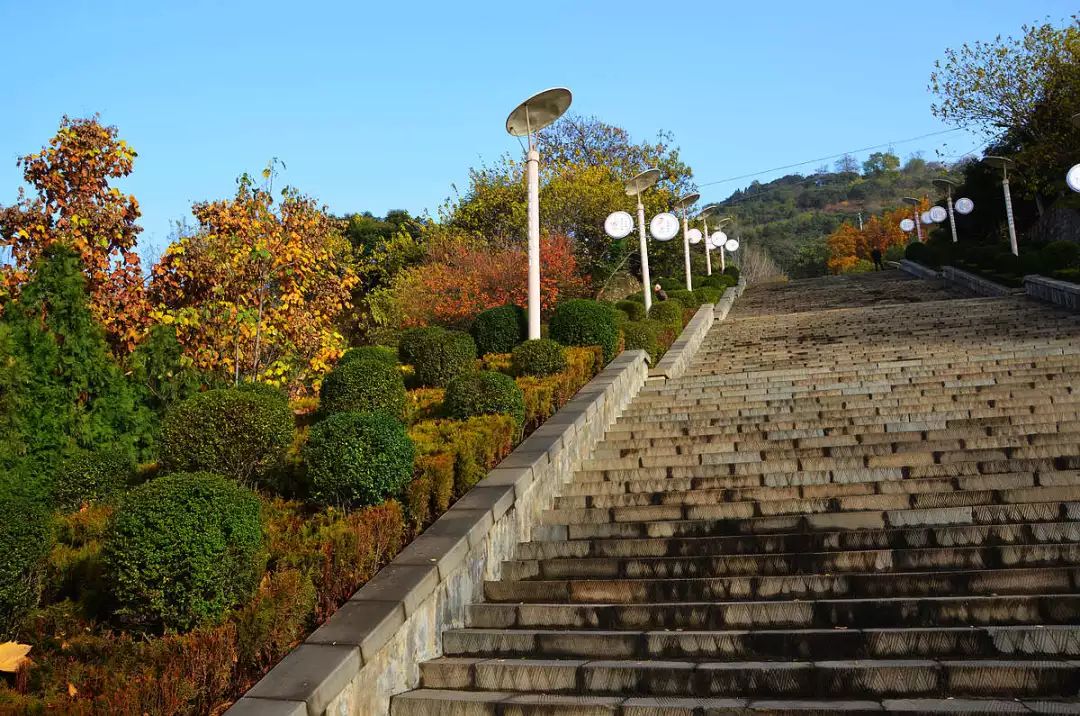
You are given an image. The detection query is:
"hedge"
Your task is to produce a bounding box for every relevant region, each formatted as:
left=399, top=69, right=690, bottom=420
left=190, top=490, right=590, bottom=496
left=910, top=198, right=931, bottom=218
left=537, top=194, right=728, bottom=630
left=515, top=346, right=604, bottom=433
left=470, top=305, right=527, bottom=356
left=0, top=469, right=53, bottom=638
left=549, top=299, right=620, bottom=362
left=511, top=338, right=567, bottom=377
left=615, top=300, right=646, bottom=321
left=53, top=448, right=134, bottom=511
left=319, top=356, right=407, bottom=420
left=159, top=388, right=294, bottom=487
left=402, top=328, right=478, bottom=387
left=649, top=298, right=685, bottom=330
left=338, top=346, right=398, bottom=367
left=104, top=471, right=265, bottom=632
left=444, top=370, right=526, bottom=430
left=303, top=411, right=416, bottom=508
left=621, top=320, right=660, bottom=363
left=408, top=415, right=517, bottom=508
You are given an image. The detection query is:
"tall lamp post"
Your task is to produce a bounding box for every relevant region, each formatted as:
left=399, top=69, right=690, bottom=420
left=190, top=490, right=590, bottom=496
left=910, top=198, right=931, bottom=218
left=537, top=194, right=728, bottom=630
left=505, top=88, right=572, bottom=340
left=712, top=216, right=734, bottom=272
left=673, top=192, right=700, bottom=290
left=625, top=169, right=662, bottom=312
left=932, top=178, right=960, bottom=243
left=984, top=156, right=1019, bottom=256
left=698, top=205, right=720, bottom=275
left=902, top=197, right=924, bottom=243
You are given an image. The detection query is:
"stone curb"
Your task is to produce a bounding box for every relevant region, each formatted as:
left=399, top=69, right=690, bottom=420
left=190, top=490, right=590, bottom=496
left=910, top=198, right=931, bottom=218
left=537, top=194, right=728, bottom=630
left=898, top=259, right=941, bottom=281
left=1025, top=275, right=1080, bottom=311
left=650, top=280, right=744, bottom=382
left=942, top=265, right=1018, bottom=297
left=227, top=348, right=652, bottom=716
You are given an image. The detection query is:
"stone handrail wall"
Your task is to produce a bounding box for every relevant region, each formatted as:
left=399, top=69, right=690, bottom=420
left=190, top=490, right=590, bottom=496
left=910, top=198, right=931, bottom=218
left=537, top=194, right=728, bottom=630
left=227, top=350, right=652, bottom=716
left=1025, top=275, right=1080, bottom=311
left=899, top=259, right=942, bottom=281
left=650, top=302, right=716, bottom=381
left=941, top=266, right=1016, bottom=297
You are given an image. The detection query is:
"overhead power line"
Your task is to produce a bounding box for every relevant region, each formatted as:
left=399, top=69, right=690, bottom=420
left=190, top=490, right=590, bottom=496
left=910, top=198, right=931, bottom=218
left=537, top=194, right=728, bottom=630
left=696, top=128, right=964, bottom=189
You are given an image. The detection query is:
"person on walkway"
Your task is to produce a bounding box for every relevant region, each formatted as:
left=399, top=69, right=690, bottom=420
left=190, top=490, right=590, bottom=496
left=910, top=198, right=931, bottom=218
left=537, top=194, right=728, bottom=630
left=654, top=283, right=668, bottom=301
left=871, top=247, right=884, bottom=271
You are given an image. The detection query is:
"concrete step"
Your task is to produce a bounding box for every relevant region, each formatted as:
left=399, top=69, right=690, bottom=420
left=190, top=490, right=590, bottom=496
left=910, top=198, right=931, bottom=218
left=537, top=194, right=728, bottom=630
left=445, top=625, right=1080, bottom=661
left=484, top=567, right=1080, bottom=603
left=466, top=595, right=1080, bottom=631
left=417, top=656, right=1080, bottom=698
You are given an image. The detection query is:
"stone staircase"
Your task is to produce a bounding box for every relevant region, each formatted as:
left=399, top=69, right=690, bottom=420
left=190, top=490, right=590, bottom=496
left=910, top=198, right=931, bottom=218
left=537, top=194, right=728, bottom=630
left=392, top=272, right=1080, bottom=714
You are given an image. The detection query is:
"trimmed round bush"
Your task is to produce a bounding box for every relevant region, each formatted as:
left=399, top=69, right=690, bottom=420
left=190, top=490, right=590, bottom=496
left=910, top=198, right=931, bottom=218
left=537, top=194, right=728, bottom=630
left=625, top=291, right=646, bottom=304
left=405, top=328, right=478, bottom=387
left=667, top=289, right=702, bottom=310
left=444, top=371, right=526, bottom=429
left=905, top=241, right=930, bottom=265
left=694, top=287, right=723, bottom=304
left=397, top=326, right=443, bottom=366
left=53, top=449, right=134, bottom=510
left=303, top=411, right=415, bottom=507
left=160, top=388, right=294, bottom=486
left=512, top=338, right=567, bottom=377
left=1043, top=241, right=1080, bottom=271
left=649, top=299, right=685, bottom=330
left=657, top=277, right=682, bottom=292
left=0, top=470, right=53, bottom=638
left=722, top=265, right=740, bottom=282
left=339, top=346, right=397, bottom=367
left=621, top=321, right=659, bottom=363
left=319, top=357, right=407, bottom=420
left=549, top=299, right=620, bottom=363
left=104, top=471, right=264, bottom=632
left=615, top=300, right=646, bottom=321
left=470, top=305, right=527, bottom=356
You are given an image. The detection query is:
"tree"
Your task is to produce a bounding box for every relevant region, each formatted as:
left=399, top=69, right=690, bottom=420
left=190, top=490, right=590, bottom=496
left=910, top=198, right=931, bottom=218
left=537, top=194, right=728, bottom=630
left=834, top=154, right=860, bottom=174
left=0, top=245, right=152, bottom=471
left=150, top=171, right=359, bottom=392
left=862, top=152, right=901, bottom=176
left=0, top=116, right=147, bottom=351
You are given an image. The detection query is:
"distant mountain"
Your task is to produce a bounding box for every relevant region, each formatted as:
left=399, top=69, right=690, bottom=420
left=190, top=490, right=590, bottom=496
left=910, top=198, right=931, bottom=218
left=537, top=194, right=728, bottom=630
left=717, top=154, right=962, bottom=278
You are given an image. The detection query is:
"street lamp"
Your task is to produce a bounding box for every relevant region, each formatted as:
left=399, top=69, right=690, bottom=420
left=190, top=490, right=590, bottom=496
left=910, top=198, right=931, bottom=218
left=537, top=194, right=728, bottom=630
left=932, top=178, right=960, bottom=243
left=506, top=87, right=572, bottom=340
left=672, top=192, right=700, bottom=290
left=984, top=156, right=1019, bottom=256
left=625, top=169, right=662, bottom=312
left=711, top=216, right=735, bottom=273
left=902, top=197, right=923, bottom=243
left=1068, top=113, right=1080, bottom=194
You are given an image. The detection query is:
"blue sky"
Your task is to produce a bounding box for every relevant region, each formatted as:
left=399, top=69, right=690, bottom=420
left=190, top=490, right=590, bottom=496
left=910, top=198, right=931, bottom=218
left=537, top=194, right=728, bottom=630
left=1, top=0, right=1074, bottom=257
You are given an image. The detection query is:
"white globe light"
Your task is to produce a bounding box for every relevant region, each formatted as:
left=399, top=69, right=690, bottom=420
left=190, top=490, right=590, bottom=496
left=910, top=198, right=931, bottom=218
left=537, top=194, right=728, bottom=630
left=724, top=238, right=740, bottom=252
left=687, top=228, right=703, bottom=244
left=604, top=211, right=634, bottom=239
left=954, top=198, right=974, bottom=215
left=920, top=211, right=934, bottom=225
left=929, top=206, right=948, bottom=223
left=649, top=212, right=679, bottom=241
left=900, top=218, right=915, bottom=232
left=1068, top=164, right=1080, bottom=194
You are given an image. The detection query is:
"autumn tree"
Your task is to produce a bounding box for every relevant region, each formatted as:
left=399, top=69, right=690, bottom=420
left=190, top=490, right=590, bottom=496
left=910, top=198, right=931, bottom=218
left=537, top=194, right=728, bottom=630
left=0, top=115, right=147, bottom=351
left=150, top=170, right=358, bottom=392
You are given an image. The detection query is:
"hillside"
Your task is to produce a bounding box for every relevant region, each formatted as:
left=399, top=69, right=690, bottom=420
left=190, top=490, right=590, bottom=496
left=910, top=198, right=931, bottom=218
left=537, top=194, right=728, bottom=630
left=718, top=154, right=961, bottom=277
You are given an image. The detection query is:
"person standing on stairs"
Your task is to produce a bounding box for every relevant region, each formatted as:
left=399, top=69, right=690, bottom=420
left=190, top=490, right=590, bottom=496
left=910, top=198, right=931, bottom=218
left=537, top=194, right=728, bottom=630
left=871, top=247, right=884, bottom=271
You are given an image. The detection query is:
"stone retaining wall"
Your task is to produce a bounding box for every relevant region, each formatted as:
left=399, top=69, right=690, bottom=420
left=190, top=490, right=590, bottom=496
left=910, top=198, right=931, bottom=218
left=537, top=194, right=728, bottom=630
left=941, top=266, right=1015, bottom=297
left=899, top=259, right=941, bottom=281
left=1025, top=275, right=1080, bottom=311
left=227, top=350, right=652, bottom=716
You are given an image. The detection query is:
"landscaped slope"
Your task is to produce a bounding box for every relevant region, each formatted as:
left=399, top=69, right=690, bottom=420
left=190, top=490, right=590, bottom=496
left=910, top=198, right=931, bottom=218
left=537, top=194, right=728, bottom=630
left=393, top=270, right=1080, bottom=714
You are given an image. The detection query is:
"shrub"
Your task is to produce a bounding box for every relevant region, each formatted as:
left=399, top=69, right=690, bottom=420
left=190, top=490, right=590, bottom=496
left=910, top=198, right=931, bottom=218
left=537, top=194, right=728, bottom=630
left=303, top=411, right=415, bottom=508
left=470, top=305, right=527, bottom=356
left=615, top=300, right=646, bottom=321
left=694, top=287, right=722, bottom=304
left=53, top=449, right=134, bottom=510
left=319, top=357, right=407, bottom=420
left=667, top=289, right=702, bottom=310
left=405, top=328, right=478, bottom=387
left=159, top=388, right=294, bottom=486
left=549, top=299, right=620, bottom=362
left=444, top=371, right=526, bottom=429
left=0, top=469, right=53, bottom=637
left=512, top=338, right=567, bottom=377
left=905, top=241, right=930, bottom=265
left=884, top=244, right=906, bottom=262
left=1042, top=241, right=1080, bottom=272
left=515, top=346, right=604, bottom=432
left=625, top=291, right=646, bottom=304
left=722, top=265, right=740, bottom=282
left=104, top=471, right=265, bottom=632
left=657, top=277, right=683, bottom=292
left=621, top=320, right=660, bottom=363
left=397, top=326, right=443, bottom=365
left=339, top=346, right=398, bottom=367
left=649, top=299, right=685, bottom=330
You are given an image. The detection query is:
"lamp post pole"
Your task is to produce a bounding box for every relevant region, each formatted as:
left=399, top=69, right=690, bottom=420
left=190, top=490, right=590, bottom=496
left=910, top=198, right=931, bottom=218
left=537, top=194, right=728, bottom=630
left=674, top=192, right=700, bottom=291
left=505, top=88, right=572, bottom=340
left=903, top=197, right=923, bottom=243
left=933, top=179, right=959, bottom=244
left=714, top=217, right=733, bottom=273
left=985, top=156, right=1019, bottom=256
left=624, top=169, right=662, bottom=314
left=698, top=204, right=720, bottom=276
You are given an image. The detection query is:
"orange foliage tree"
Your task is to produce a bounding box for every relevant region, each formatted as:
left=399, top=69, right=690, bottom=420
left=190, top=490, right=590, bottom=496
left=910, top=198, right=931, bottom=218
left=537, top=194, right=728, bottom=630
left=825, top=199, right=930, bottom=273
left=150, top=173, right=358, bottom=392
left=0, top=116, right=147, bottom=351
left=378, top=232, right=586, bottom=328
